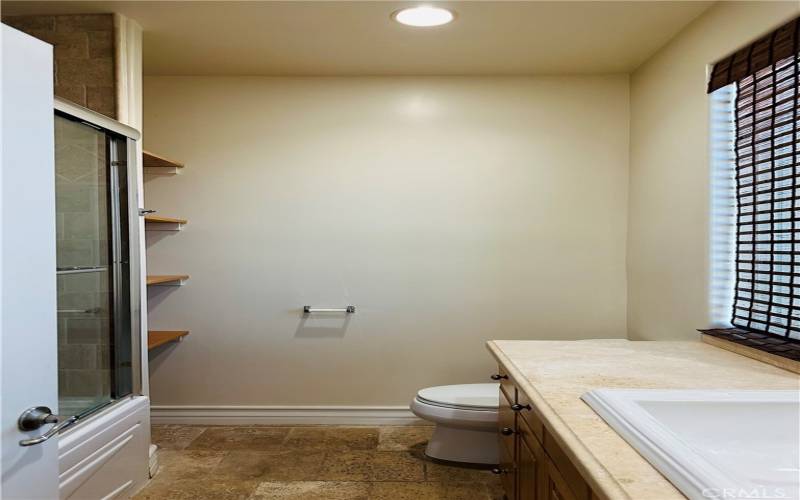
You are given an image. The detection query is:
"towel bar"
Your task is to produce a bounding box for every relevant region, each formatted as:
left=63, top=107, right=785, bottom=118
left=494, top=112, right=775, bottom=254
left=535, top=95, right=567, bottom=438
left=303, top=306, right=355, bottom=314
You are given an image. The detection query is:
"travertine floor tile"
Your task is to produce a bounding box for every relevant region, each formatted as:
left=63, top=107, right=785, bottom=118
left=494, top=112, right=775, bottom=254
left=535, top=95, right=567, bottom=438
left=425, top=460, right=495, bottom=483
left=187, top=426, right=292, bottom=451
left=155, top=449, right=226, bottom=481
left=369, top=481, right=447, bottom=499
left=135, top=476, right=257, bottom=500
left=370, top=481, right=494, bottom=500
left=215, top=450, right=327, bottom=481
left=284, top=426, right=378, bottom=450
left=134, top=425, right=502, bottom=499
left=378, top=426, right=434, bottom=451
left=280, top=427, right=327, bottom=449
left=151, top=424, right=207, bottom=450
left=250, top=481, right=370, bottom=499
left=484, top=478, right=505, bottom=500
left=443, top=482, right=494, bottom=500
left=317, top=450, right=373, bottom=481
left=371, top=451, right=426, bottom=482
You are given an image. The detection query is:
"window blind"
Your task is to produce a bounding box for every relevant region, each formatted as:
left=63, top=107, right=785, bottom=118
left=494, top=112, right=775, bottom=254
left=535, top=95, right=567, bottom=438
left=703, top=17, right=800, bottom=357
left=731, top=52, right=800, bottom=339
left=707, top=17, right=799, bottom=94
left=703, top=16, right=800, bottom=345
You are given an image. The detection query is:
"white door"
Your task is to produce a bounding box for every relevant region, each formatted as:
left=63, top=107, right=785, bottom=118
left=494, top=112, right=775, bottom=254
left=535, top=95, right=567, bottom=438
left=1, top=25, right=60, bottom=500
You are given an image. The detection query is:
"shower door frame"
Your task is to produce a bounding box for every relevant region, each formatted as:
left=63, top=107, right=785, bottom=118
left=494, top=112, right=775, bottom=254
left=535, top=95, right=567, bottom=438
left=54, top=97, right=143, bottom=411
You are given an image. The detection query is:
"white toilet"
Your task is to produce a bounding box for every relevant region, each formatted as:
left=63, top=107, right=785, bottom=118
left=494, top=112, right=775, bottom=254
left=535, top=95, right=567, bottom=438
left=410, top=383, right=499, bottom=465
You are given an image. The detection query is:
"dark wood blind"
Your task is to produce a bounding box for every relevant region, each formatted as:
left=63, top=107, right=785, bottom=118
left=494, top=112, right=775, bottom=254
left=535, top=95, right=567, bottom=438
left=707, top=17, right=799, bottom=94
left=730, top=41, right=800, bottom=339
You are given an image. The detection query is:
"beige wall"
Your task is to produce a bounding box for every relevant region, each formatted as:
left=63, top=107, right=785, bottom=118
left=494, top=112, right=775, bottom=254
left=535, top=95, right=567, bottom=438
left=143, top=76, right=629, bottom=406
left=627, top=1, right=799, bottom=341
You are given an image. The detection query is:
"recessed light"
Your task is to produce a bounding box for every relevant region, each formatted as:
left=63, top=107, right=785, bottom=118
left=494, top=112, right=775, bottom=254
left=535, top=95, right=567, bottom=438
left=392, top=6, right=455, bottom=27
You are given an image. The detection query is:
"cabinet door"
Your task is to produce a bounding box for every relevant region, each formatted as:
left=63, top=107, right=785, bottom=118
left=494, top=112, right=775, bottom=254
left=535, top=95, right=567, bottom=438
left=517, top=388, right=543, bottom=442
left=543, top=455, right=577, bottom=500
left=499, top=383, right=516, bottom=457
left=497, top=366, right=516, bottom=403
left=517, top=432, right=542, bottom=500
left=498, top=431, right=517, bottom=499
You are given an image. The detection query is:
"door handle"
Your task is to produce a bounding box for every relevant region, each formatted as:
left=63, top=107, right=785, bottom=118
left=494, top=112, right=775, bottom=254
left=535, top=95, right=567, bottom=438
left=18, top=406, right=78, bottom=447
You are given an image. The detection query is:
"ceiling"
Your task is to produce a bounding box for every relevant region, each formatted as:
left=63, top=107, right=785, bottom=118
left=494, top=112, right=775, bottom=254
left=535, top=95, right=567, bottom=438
left=1, top=1, right=715, bottom=76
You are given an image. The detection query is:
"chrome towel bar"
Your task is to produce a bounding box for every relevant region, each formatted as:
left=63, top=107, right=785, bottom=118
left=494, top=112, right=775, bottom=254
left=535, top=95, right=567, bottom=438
left=303, top=306, right=355, bottom=314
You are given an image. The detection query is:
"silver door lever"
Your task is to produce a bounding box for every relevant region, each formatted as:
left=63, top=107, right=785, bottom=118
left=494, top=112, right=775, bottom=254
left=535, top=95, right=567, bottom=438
left=18, top=406, right=78, bottom=446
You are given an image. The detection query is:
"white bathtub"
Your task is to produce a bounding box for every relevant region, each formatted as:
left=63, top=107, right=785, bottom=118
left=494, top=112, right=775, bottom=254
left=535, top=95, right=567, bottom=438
left=59, top=396, right=151, bottom=499
left=582, top=389, right=800, bottom=500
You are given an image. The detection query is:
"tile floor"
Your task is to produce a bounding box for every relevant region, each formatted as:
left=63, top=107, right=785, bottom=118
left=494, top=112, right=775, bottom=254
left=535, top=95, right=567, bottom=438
left=135, top=425, right=504, bottom=500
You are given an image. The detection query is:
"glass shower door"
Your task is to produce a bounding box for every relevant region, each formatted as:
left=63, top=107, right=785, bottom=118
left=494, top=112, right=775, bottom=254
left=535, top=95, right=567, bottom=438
left=55, top=113, right=133, bottom=419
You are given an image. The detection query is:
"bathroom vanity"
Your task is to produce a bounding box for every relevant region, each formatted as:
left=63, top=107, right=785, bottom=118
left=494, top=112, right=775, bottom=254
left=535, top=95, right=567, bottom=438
left=495, top=365, right=597, bottom=500
left=487, top=339, right=800, bottom=500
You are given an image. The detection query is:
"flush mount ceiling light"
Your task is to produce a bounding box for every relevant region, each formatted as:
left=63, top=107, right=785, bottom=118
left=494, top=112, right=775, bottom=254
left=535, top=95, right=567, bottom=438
left=392, top=6, right=455, bottom=27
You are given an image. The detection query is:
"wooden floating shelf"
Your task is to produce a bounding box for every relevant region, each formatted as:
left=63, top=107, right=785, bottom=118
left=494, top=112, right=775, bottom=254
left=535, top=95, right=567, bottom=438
left=143, top=150, right=184, bottom=175
left=145, top=214, right=187, bottom=231
left=146, top=274, right=189, bottom=286
left=145, top=215, right=187, bottom=224
left=148, top=330, right=189, bottom=350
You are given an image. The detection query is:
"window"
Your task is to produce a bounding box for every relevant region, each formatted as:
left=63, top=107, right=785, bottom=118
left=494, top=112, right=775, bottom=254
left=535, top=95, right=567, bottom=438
left=703, top=16, right=800, bottom=360
left=709, top=84, right=737, bottom=328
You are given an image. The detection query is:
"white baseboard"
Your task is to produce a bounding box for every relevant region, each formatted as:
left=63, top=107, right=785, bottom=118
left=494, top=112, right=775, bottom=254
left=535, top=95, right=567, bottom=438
left=150, top=405, right=425, bottom=426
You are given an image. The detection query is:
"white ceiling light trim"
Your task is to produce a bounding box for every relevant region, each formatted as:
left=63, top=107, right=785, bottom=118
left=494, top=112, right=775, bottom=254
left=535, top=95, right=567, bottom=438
left=393, top=6, right=455, bottom=27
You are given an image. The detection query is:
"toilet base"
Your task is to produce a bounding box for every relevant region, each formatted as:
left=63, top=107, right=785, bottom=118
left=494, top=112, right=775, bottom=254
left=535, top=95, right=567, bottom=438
left=424, top=424, right=498, bottom=465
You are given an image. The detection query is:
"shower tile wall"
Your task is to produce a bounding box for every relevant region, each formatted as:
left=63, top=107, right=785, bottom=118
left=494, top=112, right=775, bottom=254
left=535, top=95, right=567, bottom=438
left=56, top=116, right=113, bottom=415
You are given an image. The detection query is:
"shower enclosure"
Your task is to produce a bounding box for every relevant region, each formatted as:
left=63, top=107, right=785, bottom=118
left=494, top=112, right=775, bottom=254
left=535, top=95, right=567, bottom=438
left=52, top=99, right=150, bottom=499
left=55, top=108, right=140, bottom=420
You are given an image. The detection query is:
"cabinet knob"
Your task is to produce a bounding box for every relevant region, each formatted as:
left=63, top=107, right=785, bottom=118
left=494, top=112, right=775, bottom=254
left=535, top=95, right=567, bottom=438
left=511, top=403, right=531, bottom=412
left=490, top=374, right=508, bottom=380
left=491, top=467, right=509, bottom=475
left=500, top=427, right=514, bottom=436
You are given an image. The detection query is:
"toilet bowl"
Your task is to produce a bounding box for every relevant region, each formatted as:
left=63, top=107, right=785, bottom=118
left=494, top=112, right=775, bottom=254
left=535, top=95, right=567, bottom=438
left=410, top=383, right=499, bottom=465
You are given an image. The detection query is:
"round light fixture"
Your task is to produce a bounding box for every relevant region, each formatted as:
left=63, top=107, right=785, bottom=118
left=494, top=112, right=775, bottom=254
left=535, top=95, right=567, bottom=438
left=392, top=6, right=455, bottom=27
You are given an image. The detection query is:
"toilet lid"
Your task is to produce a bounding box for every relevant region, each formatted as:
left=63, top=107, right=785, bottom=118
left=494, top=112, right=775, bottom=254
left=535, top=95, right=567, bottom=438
left=417, top=384, right=499, bottom=410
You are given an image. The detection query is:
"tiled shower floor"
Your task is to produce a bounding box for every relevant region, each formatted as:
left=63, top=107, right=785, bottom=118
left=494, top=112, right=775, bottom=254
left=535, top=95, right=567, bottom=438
left=135, top=425, right=503, bottom=500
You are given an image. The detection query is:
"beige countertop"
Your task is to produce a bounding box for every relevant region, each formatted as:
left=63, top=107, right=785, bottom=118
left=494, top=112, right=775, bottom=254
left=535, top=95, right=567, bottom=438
left=486, top=339, right=800, bottom=500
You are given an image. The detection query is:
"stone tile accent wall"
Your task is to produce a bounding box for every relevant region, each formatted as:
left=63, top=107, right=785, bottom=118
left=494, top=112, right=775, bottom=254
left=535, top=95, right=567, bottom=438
left=2, top=14, right=116, bottom=118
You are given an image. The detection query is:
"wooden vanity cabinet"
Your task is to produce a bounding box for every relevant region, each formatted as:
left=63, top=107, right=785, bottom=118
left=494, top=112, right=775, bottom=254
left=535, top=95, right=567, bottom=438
left=493, top=369, right=597, bottom=500
left=498, top=373, right=517, bottom=499
left=499, top=430, right=517, bottom=499
left=543, top=458, right=578, bottom=500
left=516, top=415, right=543, bottom=499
